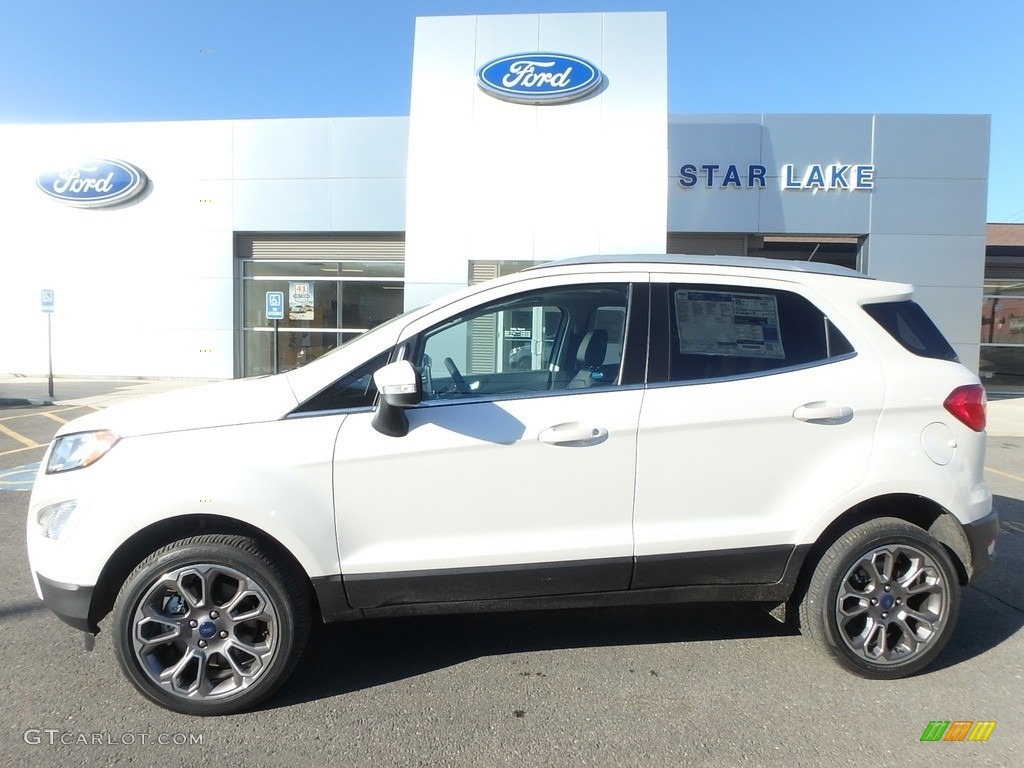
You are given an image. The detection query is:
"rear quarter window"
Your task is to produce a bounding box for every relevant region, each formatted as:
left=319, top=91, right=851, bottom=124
left=863, top=301, right=959, bottom=362
left=666, top=284, right=855, bottom=382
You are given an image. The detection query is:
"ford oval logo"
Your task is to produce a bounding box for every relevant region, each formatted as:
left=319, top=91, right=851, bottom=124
left=477, top=53, right=603, bottom=105
left=36, top=158, right=147, bottom=208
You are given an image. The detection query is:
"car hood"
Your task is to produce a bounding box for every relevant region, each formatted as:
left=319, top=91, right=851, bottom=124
left=53, top=375, right=300, bottom=439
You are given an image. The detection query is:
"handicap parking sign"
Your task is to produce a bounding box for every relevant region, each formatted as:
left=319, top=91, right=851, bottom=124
left=266, top=291, right=285, bottom=321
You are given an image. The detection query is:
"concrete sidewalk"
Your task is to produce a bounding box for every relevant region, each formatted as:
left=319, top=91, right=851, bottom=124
left=986, top=395, right=1024, bottom=438
left=2, top=373, right=1023, bottom=437
left=0, top=375, right=213, bottom=409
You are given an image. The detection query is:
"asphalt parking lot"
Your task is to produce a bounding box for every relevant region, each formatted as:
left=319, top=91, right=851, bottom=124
left=1, top=383, right=1022, bottom=767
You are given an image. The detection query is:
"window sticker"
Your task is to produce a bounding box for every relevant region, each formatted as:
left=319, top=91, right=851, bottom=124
left=289, top=281, right=315, bottom=321
left=674, top=290, right=785, bottom=358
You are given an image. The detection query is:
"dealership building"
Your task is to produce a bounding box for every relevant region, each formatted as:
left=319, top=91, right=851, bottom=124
left=2, top=12, right=1019, bottom=391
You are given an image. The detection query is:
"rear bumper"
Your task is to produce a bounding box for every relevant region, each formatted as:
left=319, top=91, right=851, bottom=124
left=36, top=573, right=96, bottom=634
left=963, top=508, right=999, bottom=582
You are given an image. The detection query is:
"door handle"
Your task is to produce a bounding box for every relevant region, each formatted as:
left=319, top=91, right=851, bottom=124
left=793, top=402, right=854, bottom=424
left=538, top=423, right=609, bottom=446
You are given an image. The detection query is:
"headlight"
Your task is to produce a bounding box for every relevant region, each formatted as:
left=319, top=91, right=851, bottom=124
left=46, top=430, right=120, bottom=474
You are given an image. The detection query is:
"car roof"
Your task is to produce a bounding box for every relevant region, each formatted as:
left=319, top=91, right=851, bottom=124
left=529, top=253, right=870, bottom=280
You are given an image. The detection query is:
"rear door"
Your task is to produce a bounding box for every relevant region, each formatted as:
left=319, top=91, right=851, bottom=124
left=632, top=275, right=885, bottom=588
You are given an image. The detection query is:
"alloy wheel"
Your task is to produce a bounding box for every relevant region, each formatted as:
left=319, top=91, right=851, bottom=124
left=130, top=563, right=280, bottom=700
left=833, top=543, right=949, bottom=665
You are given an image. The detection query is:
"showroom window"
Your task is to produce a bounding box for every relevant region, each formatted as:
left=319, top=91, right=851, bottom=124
left=238, top=234, right=404, bottom=376
left=668, top=233, right=864, bottom=271
left=980, top=278, right=1024, bottom=392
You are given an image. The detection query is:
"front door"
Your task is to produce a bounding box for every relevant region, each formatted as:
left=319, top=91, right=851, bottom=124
left=332, top=279, right=644, bottom=608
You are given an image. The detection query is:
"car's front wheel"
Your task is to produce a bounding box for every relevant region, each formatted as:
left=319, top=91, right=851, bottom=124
left=112, top=534, right=310, bottom=716
left=799, top=517, right=960, bottom=679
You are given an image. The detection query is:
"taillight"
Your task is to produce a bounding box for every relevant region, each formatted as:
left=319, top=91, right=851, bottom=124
left=944, top=384, right=987, bottom=432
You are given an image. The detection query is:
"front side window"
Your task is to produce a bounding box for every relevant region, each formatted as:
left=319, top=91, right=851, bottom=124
left=414, top=284, right=630, bottom=400
left=291, top=349, right=392, bottom=414
left=665, top=283, right=855, bottom=382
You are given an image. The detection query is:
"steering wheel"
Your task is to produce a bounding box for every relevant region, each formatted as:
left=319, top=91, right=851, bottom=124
left=421, top=355, right=434, bottom=396
left=443, top=357, right=471, bottom=394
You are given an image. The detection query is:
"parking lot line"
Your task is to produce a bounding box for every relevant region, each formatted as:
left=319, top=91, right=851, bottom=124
left=39, top=411, right=69, bottom=424
left=985, top=466, right=1024, bottom=485
left=0, top=422, right=40, bottom=449
left=0, top=444, right=45, bottom=458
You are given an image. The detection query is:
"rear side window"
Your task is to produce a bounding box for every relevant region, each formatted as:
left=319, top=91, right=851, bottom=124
left=863, top=301, right=959, bottom=362
left=665, top=284, right=855, bottom=382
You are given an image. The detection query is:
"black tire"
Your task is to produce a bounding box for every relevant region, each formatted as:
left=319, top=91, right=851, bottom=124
left=799, top=517, right=960, bottom=679
left=112, top=535, right=310, bottom=716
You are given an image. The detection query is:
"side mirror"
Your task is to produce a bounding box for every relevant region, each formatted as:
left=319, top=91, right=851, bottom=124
left=371, top=360, right=422, bottom=437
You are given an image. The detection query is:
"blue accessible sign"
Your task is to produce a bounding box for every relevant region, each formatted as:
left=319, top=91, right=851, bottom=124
left=266, top=291, right=285, bottom=321
left=41, top=289, right=55, bottom=313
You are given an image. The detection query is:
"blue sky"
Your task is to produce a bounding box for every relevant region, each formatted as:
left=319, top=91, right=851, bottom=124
left=2, top=0, right=1021, bottom=221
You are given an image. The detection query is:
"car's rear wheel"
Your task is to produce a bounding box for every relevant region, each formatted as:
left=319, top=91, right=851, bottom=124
left=799, top=517, right=960, bottom=679
left=112, top=535, right=310, bottom=716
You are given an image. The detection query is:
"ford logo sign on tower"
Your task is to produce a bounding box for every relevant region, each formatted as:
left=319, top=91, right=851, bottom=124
left=477, top=53, right=603, bottom=105
left=36, top=159, right=147, bottom=208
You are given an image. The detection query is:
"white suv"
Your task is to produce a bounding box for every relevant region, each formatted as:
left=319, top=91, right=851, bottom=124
left=27, top=255, right=998, bottom=715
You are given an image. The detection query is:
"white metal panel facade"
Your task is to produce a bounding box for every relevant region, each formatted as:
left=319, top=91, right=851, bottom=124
left=0, top=11, right=990, bottom=379
left=0, top=117, right=407, bottom=378
left=403, top=12, right=669, bottom=311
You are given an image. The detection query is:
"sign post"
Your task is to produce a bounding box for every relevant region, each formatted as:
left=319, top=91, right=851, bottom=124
left=266, top=291, right=285, bottom=375
left=41, top=289, right=55, bottom=397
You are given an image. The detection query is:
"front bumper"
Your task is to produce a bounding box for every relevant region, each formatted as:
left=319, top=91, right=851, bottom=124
left=36, top=573, right=96, bottom=634
left=963, top=508, right=999, bottom=582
